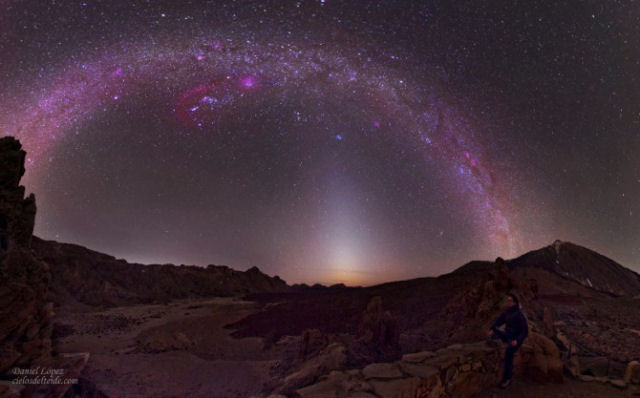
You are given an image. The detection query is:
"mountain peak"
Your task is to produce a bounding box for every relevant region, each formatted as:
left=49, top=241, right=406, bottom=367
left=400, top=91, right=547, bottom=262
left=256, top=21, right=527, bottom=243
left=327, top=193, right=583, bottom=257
left=552, top=239, right=563, bottom=256
left=510, top=241, right=640, bottom=297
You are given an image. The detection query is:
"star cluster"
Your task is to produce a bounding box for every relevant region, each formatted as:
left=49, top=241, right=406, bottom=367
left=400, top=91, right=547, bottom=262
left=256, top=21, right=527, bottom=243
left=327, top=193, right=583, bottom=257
left=1, top=1, right=638, bottom=284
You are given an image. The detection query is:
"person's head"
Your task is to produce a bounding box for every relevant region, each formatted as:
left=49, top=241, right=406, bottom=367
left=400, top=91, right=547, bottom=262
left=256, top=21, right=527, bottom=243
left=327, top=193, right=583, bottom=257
left=506, top=293, right=519, bottom=308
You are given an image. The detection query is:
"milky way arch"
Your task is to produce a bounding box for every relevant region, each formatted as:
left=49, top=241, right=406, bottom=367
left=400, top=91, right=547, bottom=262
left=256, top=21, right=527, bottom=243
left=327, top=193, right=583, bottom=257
left=0, top=35, right=518, bottom=255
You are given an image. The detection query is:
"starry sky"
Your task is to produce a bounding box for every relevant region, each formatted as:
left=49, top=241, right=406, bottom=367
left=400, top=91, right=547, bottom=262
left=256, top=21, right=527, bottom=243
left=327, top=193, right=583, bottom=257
left=1, top=0, right=638, bottom=285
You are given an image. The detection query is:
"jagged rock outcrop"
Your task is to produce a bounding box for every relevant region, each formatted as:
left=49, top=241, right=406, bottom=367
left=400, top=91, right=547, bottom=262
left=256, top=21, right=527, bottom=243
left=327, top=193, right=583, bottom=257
left=299, top=329, right=331, bottom=360
left=349, top=296, right=401, bottom=365
left=0, top=137, right=112, bottom=397
left=0, top=137, right=36, bottom=246
left=0, top=136, right=53, bottom=375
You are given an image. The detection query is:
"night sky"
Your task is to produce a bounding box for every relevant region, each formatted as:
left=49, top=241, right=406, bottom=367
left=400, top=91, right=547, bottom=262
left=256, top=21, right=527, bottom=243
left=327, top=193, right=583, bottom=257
left=1, top=1, right=638, bottom=285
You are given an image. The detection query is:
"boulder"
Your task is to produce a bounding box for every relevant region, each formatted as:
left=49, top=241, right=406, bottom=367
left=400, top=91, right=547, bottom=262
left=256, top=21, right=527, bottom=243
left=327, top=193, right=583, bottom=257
left=398, top=362, right=439, bottom=379
left=579, top=356, right=610, bottom=377
left=609, top=379, right=627, bottom=389
left=518, top=332, right=563, bottom=383
left=369, top=377, right=421, bottom=398
left=135, top=330, right=193, bottom=353
left=299, top=329, right=329, bottom=360
left=295, top=371, right=372, bottom=398
left=448, top=371, right=489, bottom=398
left=401, top=351, right=435, bottom=363
left=362, top=363, right=403, bottom=380
left=275, top=343, right=347, bottom=395
left=295, top=378, right=340, bottom=398
left=625, top=360, right=640, bottom=384
left=566, top=355, right=581, bottom=377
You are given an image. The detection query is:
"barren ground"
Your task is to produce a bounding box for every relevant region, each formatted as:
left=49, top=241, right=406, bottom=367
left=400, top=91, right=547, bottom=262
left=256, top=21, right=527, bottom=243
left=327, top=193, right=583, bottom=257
left=477, top=376, right=640, bottom=398
left=54, top=297, right=299, bottom=398
left=53, top=295, right=640, bottom=398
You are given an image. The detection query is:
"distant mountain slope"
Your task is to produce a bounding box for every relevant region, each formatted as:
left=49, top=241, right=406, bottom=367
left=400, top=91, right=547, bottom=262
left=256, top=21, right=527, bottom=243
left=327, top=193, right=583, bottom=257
left=507, top=240, right=640, bottom=297
left=230, top=240, right=640, bottom=358
left=31, top=236, right=289, bottom=308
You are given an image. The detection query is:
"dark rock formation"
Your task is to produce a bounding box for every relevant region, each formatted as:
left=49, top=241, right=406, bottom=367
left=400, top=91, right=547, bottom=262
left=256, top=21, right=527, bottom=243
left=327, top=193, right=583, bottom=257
left=517, top=332, right=564, bottom=383
left=624, top=360, right=640, bottom=384
left=134, top=330, right=194, bottom=353
left=0, top=137, right=36, bottom=248
left=299, top=328, right=330, bottom=360
left=349, top=296, right=401, bottom=365
left=439, top=258, right=515, bottom=344
left=31, top=237, right=289, bottom=308
left=0, top=136, right=53, bottom=375
left=272, top=342, right=347, bottom=396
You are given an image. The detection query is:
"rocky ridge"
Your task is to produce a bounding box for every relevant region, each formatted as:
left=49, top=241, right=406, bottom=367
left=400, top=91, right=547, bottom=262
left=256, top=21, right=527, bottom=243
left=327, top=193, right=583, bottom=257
left=32, top=237, right=289, bottom=309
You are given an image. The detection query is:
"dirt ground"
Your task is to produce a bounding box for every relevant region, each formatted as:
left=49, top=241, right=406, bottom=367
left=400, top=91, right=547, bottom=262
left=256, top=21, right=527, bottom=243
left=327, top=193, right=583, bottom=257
left=54, top=297, right=298, bottom=398
left=477, top=376, right=640, bottom=398
left=53, top=296, right=640, bottom=398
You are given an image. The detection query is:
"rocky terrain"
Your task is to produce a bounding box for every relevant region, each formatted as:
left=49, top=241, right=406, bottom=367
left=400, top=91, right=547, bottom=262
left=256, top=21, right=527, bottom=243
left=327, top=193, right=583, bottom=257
left=31, top=236, right=288, bottom=310
left=231, top=248, right=640, bottom=397
left=1, top=135, right=639, bottom=398
left=0, top=137, right=288, bottom=398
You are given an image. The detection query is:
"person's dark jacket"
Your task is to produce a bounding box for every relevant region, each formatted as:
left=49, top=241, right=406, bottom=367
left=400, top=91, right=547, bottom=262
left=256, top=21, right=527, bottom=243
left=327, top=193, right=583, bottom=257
left=491, top=305, right=528, bottom=345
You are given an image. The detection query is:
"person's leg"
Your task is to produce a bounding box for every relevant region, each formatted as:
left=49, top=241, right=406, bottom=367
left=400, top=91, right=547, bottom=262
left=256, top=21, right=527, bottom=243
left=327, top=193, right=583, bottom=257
left=503, top=345, right=516, bottom=381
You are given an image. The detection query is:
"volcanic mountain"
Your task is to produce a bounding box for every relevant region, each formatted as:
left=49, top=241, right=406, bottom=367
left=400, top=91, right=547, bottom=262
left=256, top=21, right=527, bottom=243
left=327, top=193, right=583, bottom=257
left=452, top=240, right=640, bottom=297
left=509, top=240, right=640, bottom=297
